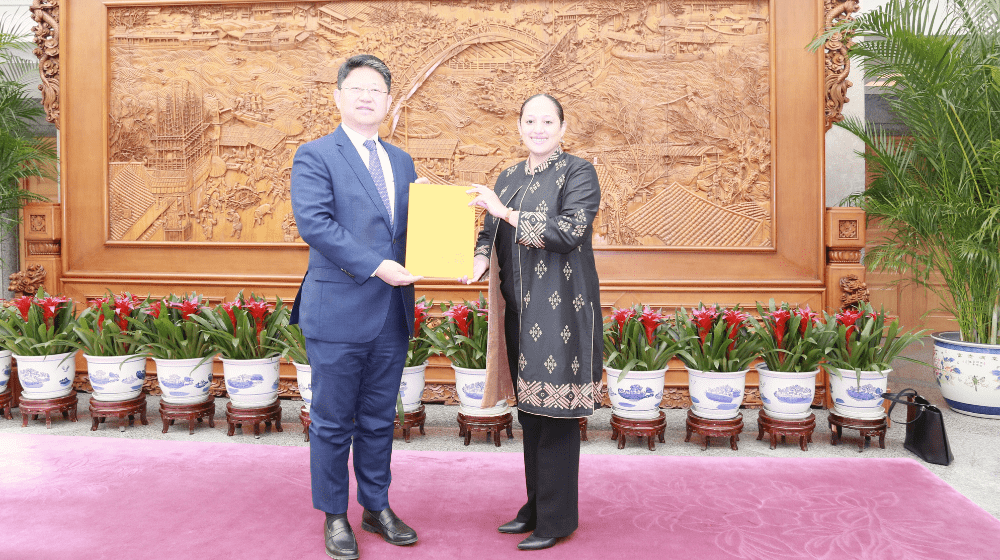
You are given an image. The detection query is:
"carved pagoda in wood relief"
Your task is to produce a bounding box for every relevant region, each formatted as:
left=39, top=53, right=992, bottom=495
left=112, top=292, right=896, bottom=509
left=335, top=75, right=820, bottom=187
left=107, top=0, right=772, bottom=248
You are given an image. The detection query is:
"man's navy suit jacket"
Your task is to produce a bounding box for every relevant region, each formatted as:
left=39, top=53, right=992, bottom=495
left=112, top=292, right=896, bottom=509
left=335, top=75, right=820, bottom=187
left=290, top=125, right=416, bottom=343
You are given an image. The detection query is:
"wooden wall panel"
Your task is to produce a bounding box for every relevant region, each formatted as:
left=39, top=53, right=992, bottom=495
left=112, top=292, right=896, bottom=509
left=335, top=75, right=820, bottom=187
left=49, top=0, right=830, bottom=396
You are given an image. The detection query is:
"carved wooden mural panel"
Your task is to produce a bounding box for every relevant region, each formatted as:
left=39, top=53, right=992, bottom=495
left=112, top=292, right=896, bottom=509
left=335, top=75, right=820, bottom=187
left=106, top=0, right=772, bottom=248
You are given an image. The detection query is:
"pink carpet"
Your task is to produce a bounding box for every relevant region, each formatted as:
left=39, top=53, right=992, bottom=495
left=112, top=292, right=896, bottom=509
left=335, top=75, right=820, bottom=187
left=2, top=434, right=998, bottom=560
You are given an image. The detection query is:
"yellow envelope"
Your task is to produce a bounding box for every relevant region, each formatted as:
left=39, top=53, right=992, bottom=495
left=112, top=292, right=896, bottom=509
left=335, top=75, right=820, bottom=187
left=406, top=183, right=475, bottom=279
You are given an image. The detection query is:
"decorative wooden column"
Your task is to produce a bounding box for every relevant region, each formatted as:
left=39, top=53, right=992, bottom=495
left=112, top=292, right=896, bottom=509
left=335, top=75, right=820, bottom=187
left=21, top=203, right=62, bottom=296
left=825, top=207, right=868, bottom=313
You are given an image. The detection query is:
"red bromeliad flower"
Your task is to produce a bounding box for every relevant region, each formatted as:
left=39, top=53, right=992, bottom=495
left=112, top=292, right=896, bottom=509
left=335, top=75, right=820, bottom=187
left=444, top=304, right=472, bottom=337
left=796, top=305, right=819, bottom=335
left=37, top=295, right=69, bottom=327
left=245, top=299, right=271, bottom=337
left=769, top=308, right=791, bottom=349
left=10, top=296, right=33, bottom=321
left=723, top=309, right=750, bottom=352
left=612, top=307, right=637, bottom=338
left=837, top=307, right=863, bottom=341
left=691, top=306, right=718, bottom=344
left=638, top=306, right=663, bottom=345
left=168, top=298, right=201, bottom=321
left=221, top=300, right=241, bottom=329
left=113, top=293, right=138, bottom=331
left=146, top=301, right=162, bottom=319
left=413, top=301, right=430, bottom=338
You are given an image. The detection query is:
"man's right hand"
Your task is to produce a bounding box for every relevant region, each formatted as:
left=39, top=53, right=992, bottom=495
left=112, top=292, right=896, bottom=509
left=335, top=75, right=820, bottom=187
left=375, top=260, right=423, bottom=286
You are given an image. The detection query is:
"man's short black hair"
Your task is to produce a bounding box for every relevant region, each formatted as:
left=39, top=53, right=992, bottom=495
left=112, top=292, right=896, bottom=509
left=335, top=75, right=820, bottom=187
left=337, top=54, right=391, bottom=92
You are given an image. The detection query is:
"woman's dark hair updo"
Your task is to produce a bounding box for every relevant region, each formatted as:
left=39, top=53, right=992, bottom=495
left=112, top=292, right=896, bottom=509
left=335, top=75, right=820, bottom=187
left=519, top=93, right=564, bottom=124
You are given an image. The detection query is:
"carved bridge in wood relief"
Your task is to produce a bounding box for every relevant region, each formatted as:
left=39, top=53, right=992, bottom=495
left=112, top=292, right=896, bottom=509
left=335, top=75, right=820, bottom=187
left=106, top=0, right=772, bottom=248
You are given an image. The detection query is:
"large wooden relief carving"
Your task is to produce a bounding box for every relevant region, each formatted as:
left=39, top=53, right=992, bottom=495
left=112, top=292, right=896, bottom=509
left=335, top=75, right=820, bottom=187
left=107, top=1, right=772, bottom=248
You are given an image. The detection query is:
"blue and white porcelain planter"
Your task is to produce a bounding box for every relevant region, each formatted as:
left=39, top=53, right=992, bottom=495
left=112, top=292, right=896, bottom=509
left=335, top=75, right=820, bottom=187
left=605, top=366, right=666, bottom=420
left=222, top=356, right=280, bottom=408
left=0, top=350, right=11, bottom=394
left=84, top=354, right=147, bottom=402
left=452, top=365, right=507, bottom=416
left=932, top=332, right=1000, bottom=419
left=756, top=364, right=818, bottom=420
left=14, top=351, right=78, bottom=400
left=293, top=361, right=311, bottom=411
left=828, top=367, right=888, bottom=419
left=154, top=357, right=214, bottom=405
left=400, top=362, right=426, bottom=413
left=687, top=367, right=749, bottom=420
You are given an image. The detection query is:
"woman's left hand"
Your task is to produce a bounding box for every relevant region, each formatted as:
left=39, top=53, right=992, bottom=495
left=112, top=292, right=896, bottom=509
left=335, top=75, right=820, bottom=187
left=466, top=184, right=506, bottom=219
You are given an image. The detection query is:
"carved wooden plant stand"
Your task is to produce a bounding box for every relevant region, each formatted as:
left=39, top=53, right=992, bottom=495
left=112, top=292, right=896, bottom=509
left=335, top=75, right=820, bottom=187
left=160, top=396, right=216, bottom=435
left=579, top=417, right=588, bottom=441
left=19, top=391, right=78, bottom=428
left=685, top=410, right=744, bottom=450
left=394, top=404, right=426, bottom=443
left=0, top=390, right=12, bottom=420
left=610, top=411, right=666, bottom=450
left=457, top=410, right=513, bottom=447
left=828, top=412, right=887, bottom=452
left=226, top=401, right=282, bottom=439
left=90, top=393, right=148, bottom=432
left=756, top=410, right=816, bottom=451
left=299, top=406, right=310, bottom=442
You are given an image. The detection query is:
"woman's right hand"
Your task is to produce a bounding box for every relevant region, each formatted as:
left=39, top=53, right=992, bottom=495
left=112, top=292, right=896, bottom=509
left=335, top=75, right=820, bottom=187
left=459, top=255, right=490, bottom=284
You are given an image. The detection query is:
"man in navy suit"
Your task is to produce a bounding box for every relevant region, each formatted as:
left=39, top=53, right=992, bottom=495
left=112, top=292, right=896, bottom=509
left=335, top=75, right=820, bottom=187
left=290, top=54, right=422, bottom=560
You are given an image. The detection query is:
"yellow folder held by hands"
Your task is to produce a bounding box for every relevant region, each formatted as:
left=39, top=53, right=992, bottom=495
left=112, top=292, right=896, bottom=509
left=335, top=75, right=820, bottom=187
left=406, top=183, right=475, bottom=279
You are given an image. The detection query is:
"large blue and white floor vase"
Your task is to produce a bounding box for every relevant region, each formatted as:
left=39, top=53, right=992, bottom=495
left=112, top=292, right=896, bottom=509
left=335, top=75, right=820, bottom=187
left=827, top=367, right=889, bottom=419
left=399, top=362, right=426, bottom=413
left=221, top=356, right=280, bottom=408
left=0, top=350, right=11, bottom=394
left=606, top=366, right=666, bottom=420
left=686, top=367, right=749, bottom=420
left=293, top=361, right=311, bottom=412
left=153, top=357, right=214, bottom=405
left=755, top=364, right=818, bottom=420
left=451, top=365, right=508, bottom=417
left=932, top=332, right=1000, bottom=419
left=13, top=350, right=78, bottom=400
left=84, top=354, right=147, bottom=402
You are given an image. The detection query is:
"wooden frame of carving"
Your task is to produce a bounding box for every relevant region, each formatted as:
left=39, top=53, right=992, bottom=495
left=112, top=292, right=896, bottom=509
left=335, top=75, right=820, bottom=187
left=50, top=0, right=828, bottom=399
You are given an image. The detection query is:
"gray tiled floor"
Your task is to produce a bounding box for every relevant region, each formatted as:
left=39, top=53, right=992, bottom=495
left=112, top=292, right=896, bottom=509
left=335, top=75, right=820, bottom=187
left=4, top=338, right=998, bottom=519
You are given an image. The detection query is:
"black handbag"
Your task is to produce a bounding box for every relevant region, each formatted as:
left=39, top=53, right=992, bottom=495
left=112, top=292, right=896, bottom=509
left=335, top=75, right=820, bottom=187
left=882, top=388, right=954, bottom=466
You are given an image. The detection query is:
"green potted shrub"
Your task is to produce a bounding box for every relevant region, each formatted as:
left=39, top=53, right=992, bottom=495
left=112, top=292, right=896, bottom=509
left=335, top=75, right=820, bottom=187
left=0, top=288, right=78, bottom=399
left=400, top=296, right=436, bottom=414
left=823, top=303, right=925, bottom=419
left=277, top=322, right=310, bottom=411
left=73, top=292, right=151, bottom=402
left=602, top=304, right=679, bottom=420
left=812, top=0, right=1000, bottom=416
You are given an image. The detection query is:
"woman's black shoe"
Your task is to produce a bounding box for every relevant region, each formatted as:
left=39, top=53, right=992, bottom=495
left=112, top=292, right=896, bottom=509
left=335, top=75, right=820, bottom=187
left=498, top=519, right=535, bottom=534
left=517, top=534, right=558, bottom=551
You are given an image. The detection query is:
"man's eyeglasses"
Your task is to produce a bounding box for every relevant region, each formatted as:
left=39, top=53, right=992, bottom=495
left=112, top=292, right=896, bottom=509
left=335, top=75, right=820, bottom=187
left=342, top=86, right=388, bottom=96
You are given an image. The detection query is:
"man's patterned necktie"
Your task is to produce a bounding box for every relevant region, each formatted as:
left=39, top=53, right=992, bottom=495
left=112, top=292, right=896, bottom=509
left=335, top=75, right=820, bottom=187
left=363, top=139, right=392, bottom=225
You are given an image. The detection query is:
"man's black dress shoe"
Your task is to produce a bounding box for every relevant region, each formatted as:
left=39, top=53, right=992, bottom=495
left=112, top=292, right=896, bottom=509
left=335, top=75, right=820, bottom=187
left=498, top=519, right=535, bottom=534
left=361, top=507, right=418, bottom=545
left=324, top=513, right=359, bottom=560
left=517, top=534, right=559, bottom=551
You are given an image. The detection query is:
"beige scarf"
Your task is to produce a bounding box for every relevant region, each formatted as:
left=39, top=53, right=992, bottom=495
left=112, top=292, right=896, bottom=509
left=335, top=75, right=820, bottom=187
left=480, top=250, right=515, bottom=407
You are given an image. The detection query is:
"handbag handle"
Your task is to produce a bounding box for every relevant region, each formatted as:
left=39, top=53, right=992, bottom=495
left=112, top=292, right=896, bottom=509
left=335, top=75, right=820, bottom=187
left=881, top=388, right=927, bottom=424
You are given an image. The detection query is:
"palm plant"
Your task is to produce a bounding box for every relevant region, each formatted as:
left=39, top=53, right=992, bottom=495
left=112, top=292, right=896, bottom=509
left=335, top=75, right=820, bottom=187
left=811, top=0, right=1000, bottom=344
left=0, top=15, right=52, bottom=238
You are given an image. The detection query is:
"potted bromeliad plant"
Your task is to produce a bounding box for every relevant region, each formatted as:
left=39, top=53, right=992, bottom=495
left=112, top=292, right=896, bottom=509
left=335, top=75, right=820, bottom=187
left=675, top=304, right=762, bottom=420
left=400, top=297, right=436, bottom=414
left=812, top=0, right=1000, bottom=417
left=603, top=304, right=679, bottom=419
left=130, top=293, right=215, bottom=405
left=823, top=302, right=925, bottom=419
left=750, top=301, right=836, bottom=420
left=425, top=295, right=503, bottom=413
left=193, top=292, right=289, bottom=408
left=0, top=288, right=78, bottom=400
left=73, top=292, right=151, bottom=402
